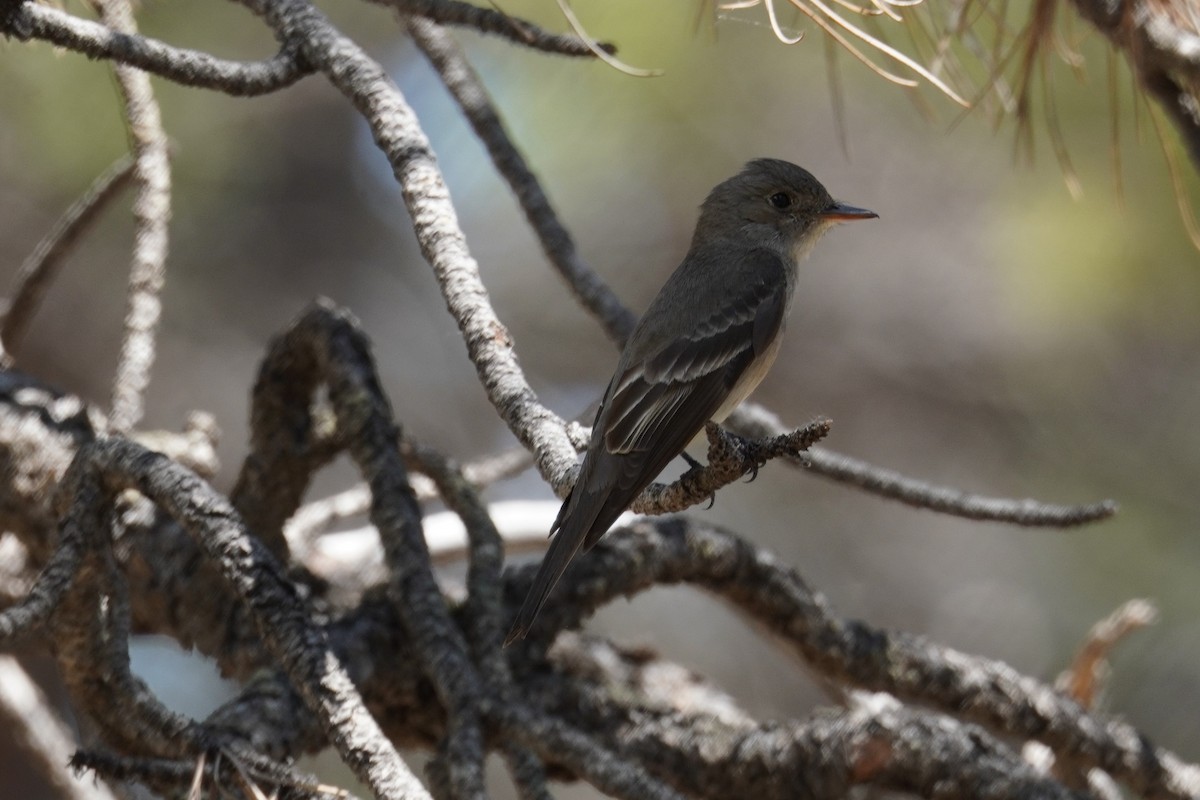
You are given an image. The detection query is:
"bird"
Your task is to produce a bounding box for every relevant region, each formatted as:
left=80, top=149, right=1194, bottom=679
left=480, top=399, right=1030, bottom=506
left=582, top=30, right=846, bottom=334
left=506, top=158, right=876, bottom=644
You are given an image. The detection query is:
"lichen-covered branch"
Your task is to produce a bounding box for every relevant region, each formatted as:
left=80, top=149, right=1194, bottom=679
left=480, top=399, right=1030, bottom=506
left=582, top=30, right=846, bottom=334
left=92, top=0, right=172, bottom=434
left=237, top=0, right=582, bottom=494
left=523, top=517, right=1200, bottom=800
left=57, top=436, right=428, bottom=800
left=1, top=2, right=313, bottom=95
left=0, top=362, right=1187, bottom=798
left=407, top=16, right=637, bottom=344
left=726, top=403, right=1117, bottom=527
left=389, top=0, right=613, bottom=59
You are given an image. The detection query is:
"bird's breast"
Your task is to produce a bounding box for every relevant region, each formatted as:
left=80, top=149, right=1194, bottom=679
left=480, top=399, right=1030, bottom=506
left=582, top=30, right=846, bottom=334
left=712, top=326, right=785, bottom=422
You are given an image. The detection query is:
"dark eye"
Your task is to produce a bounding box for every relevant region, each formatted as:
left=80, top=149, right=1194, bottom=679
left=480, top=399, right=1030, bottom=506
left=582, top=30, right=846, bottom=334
left=769, top=192, right=792, bottom=210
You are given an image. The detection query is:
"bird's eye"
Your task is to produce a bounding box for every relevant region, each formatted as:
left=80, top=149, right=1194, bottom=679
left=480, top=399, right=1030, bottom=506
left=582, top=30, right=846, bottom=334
left=769, top=192, right=793, bottom=210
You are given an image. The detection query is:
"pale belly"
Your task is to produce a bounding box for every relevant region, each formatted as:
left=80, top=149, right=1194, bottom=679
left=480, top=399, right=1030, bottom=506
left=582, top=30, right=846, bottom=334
left=711, top=327, right=784, bottom=422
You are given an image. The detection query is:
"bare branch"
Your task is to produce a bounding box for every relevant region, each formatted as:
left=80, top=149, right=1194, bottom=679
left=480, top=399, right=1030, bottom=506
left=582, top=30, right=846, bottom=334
left=529, top=517, right=1200, bottom=800
left=539, top=640, right=1089, bottom=799
left=631, top=418, right=832, bottom=515
left=727, top=403, right=1118, bottom=526
left=2, top=2, right=313, bottom=96
left=212, top=302, right=685, bottom=800
left=91, top=0, right=172, bottom=434
left=404, top=442, right=556, bottom=797
left=407, top=16, right=637, bottom=343
left=254, top=302, right=486, bottom=799
left=0, top=372, right=102, bottom=562
left=802, top=445, right=1117, bottom=525
left=237, top=0, right=581, bottom=493
left=1, top=155, right=135, bottom=367
left=283, top=442, right=531, bottom=563
left=0, top=503, right=87, bottom=644
left=492, top=702, right=689, bottom=800
left=382, top=0, right=614, bottom=58
left=0, top=356, right=1157, bottom=799
left=62, top=436, right=428, bottom=800
left=50, top=456, right=197, bottom=757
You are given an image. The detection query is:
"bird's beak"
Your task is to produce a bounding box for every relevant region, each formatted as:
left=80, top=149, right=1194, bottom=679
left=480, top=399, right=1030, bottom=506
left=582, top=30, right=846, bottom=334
left=820, top=202, right=878, bottom=221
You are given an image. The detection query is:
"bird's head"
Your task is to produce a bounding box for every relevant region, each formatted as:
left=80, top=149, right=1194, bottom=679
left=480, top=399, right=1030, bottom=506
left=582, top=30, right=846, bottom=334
left=695, top=158, right=876, bottom=260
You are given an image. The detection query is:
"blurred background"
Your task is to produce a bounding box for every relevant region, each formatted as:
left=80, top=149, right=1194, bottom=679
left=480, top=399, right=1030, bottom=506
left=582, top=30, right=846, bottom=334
left=2, top=0, right=1199, bottom=796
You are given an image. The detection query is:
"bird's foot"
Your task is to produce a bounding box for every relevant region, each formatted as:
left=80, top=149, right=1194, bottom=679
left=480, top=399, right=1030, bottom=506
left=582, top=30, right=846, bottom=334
left=739, top=436, right=768, bottom=483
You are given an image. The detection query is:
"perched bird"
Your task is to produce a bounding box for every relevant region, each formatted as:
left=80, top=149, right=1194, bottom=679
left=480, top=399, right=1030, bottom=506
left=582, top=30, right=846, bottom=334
left=506, top=158, right=876, bottom=643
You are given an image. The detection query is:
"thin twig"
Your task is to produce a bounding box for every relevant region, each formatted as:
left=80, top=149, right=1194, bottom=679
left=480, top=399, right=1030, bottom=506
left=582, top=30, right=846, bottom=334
left=1058, top=597, right=1158, bottom=708
left=368, top=0, right=615, bottom=57
left=802, top=445, right=1117, bottom=525
left=553, top=0, right=664, bottom=76
left=726, top=403, right=1117, bottom=526
left=407, top=16, right=637, bottom=343
left=4, top=3, right=313, bottom=96
left=72, top=748, right=358, bottom=800
left=92, top=0, right=172, bottom=434
left=1, top=155, right=135, bottom=367
left=631, top=418, right=832, bottom=515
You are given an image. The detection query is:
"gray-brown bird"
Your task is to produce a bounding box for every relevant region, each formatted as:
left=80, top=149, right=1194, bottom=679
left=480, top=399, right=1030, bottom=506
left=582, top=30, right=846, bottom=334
left=506, top=159, right=876, bottom=643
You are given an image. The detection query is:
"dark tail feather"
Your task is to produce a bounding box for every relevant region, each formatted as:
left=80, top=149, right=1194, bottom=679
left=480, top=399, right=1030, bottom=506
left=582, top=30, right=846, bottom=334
left=504, top=515, right=587, bottom=645
left=505, top=480, right=633, bottom=644
left=507, top=441, right=659, bottom=644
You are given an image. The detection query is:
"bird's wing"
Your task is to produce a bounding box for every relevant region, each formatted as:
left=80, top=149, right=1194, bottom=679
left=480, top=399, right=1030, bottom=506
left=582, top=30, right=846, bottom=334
left=579, top=250, right=789, bottom=549
left=505, top=248, right=789, bottom=645
left=603, top=258, right=788, bottom=457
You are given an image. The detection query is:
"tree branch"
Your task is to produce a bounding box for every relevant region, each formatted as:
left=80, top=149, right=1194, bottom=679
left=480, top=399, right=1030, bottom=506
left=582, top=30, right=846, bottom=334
left=407, top=16, right=637, bottom=344
left=1, top=155, right=135, bottom=367
left=2, top=2, right=314, bottom=96
left=523, top=517, right=1200, bottom=800
left=237, top=0, right=582, bottom=494
left=389, top=0, right=615, bottom=59
left=1067, top=0, right=1200, bottom=170
left=93, top=0, right=172, bottom=434
left=727, top=403, right=1117, bottom=526
left=60, top=436, right=428, bottom=800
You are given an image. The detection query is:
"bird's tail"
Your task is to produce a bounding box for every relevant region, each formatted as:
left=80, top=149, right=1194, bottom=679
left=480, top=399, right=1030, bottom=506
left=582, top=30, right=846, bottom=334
left=504, top=484, right=627, bottom=645
left=504, top=521, right=584, bottom=645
